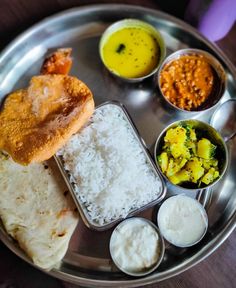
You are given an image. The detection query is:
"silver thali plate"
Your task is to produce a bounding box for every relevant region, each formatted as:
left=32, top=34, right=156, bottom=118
left=0, top=4, right=235, bottom=287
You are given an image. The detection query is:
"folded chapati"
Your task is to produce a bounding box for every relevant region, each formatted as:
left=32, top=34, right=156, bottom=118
left=0, top=152, right=78, bottom=269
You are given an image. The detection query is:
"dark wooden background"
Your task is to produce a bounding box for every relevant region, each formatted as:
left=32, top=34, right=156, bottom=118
left=0, top=1, right=235, bottom=288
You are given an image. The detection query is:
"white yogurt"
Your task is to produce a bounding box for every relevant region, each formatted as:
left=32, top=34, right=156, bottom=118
left=110, top=218, right=161, bottom=275
left=157, top=195, right=208, bottom=247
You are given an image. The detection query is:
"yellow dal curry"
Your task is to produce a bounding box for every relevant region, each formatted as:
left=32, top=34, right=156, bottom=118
left=101, top=27, right=160, bottom=78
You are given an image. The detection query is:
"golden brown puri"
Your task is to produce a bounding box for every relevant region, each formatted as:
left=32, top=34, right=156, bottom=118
left=40, top=48, right=72, bottom=75
left=0, top=74, right=94, bottom=165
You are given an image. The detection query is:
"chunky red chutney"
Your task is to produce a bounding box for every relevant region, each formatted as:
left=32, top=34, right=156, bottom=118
left=159, top=54, right=215, bottom=111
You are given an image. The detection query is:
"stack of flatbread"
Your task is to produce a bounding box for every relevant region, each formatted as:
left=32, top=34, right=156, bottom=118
left=0, top=48, right=94, bottom=269
left=0, top=153, right=78, bottom=269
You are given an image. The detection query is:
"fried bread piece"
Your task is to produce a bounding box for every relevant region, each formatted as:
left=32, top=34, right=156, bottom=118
left=0, top=74, right=94, bottom=165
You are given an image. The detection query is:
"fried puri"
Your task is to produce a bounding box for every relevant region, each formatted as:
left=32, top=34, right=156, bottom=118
left=0, top=74, right=94, bottom=165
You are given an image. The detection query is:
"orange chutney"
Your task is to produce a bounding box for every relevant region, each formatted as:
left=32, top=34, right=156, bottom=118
left=159, top=54, right=215, bottom=111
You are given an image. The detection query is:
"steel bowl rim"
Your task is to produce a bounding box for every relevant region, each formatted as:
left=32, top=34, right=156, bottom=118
left=109, top=216, right=165, bottom=277
left=154, top=118, right=229, bottom=192
left=157, top=194, right=208, bottom=248
left=156, top=48, right=227, bottom=113
left=99, top=18, right=166, bottom=82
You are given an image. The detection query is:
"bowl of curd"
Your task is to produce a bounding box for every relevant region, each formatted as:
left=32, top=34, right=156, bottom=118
left=157, top=195, right=208, bottom=247
left=109, top=217, right=165, bottom=276
left=99, top=19, right=166, bottom=82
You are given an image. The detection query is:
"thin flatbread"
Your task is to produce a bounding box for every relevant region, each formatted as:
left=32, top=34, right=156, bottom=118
left=0, top=152, right=79, bottom=269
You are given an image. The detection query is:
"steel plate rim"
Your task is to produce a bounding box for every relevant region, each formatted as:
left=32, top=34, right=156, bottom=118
left=0, top=4, right=236, bottom=77
left=49, top=213, right=236, bottom=287
left=0, top=4, right=235, bottom=287
left=47, top=214, right=236, bottom=287
left=1, top=212, right=235, bottom=288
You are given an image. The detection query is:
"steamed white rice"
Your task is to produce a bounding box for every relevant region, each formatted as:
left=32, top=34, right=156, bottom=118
left=57, top=104, right=163, bottom=225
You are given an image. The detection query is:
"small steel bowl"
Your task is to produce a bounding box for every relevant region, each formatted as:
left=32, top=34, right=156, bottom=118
left=154, top=119, right=228, bottom=192
left=109, top=217, right=165, bottom=277
left=99, top=18, right=166, bottom=82
left=157, top=48, right=226, bottom=113
left=157, top=195, right=208, bottom=248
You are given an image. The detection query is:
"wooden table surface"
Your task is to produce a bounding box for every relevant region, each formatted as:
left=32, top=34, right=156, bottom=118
left=0, top=1, right=235, bottom=288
